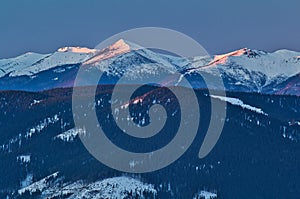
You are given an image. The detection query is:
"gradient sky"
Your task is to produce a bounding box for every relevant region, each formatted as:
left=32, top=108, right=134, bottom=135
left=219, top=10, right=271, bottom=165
left=0, top=0, right=299, bottom=58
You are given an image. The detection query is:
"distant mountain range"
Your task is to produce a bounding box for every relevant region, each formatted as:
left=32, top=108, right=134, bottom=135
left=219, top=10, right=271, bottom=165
left=0, top=39, right=300, bottom=95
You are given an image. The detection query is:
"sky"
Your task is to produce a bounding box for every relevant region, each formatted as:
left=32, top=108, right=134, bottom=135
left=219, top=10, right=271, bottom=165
left=0, top=0, right=299, bottom=58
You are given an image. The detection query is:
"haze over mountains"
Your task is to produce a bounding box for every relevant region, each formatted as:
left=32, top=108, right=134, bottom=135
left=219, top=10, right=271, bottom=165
left=0, top=39, right=300, bottom=95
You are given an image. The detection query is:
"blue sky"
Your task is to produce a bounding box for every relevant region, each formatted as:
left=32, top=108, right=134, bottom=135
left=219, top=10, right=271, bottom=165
left=0, top=0, right=299, bottom=58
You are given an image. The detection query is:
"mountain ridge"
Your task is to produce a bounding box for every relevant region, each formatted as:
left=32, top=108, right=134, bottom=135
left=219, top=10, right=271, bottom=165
left=0, top=40, right=300, bottom=95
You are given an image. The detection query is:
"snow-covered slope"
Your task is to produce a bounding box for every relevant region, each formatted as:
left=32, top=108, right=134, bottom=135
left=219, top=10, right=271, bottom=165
left=18, top=175, right=157, bottom=199
left=191, top=48, right=300, bottom=94
left=10, top=47, right=96, bottom=77
left=0, top=47, right=97, bottom=78
left=201, top=48, right=300, bottom=79
left=0, top=52, right=49, bottom=77
left=18, top=172, right=60, bottom=195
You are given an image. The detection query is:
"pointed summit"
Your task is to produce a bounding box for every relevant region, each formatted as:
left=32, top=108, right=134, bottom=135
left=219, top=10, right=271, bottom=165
left=107, top=39, right=131, bottom=53
left=84, top=39, right=142, bottom=65
left=108, top=39, right=142, bottom=52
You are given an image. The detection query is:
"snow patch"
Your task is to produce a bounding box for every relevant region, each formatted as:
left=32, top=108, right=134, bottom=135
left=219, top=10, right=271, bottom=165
left=194, top=190, right=217, bottom=199
left=54, top=128, right=85, bottom=142
left=17, top=155, right=31, bottom=163
left=210, top=95, right=267, bottom=115
left=30, top=99, right=42, bottom=106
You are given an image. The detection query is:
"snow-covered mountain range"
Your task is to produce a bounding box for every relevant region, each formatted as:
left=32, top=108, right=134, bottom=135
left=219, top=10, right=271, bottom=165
left=0, top=39, right=300, bottom=95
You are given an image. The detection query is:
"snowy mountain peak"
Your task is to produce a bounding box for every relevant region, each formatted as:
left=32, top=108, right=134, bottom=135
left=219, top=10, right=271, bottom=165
left=210, top=48, right=260, bottom=65
left=83, top=39, right=140, bottom=65
left=109, top=39, right=131, bottom=51
left=105, top=39, right=143, bottom=53
left=192, top=47, right=300, bottom=95
left=57, top=46, right=97, bottom=54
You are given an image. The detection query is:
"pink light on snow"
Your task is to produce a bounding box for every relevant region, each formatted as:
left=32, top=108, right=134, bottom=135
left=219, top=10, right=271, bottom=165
left=57, top=47, right=97, bottom=54
left=210, top=48, right=248, bottom=65
left=84, top=39, right=131, bottom=65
